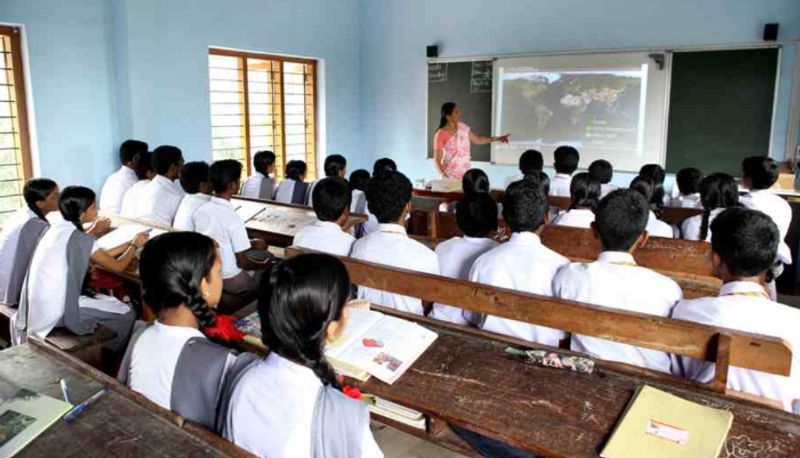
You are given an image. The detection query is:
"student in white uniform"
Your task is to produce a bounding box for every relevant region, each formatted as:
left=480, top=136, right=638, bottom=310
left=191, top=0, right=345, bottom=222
left=553, top=189, right=682, bottom=373
left=99, top=139, right=148, bottom=215
left=549, top=145, right=579, bottom=197
left=638, top=163, right=669, bottom=209
left=431, top=194, right=499, bottom=325
left=274, top=160, right=310, bottom=205
left=589, top=159, right=617, bottom=198
left=349, top=169, right=370, bottom=215
left=505, top=149, right=543, bottom=188
left=0, top=179, right=59, bottom=306
left=553, top=172, right=599, bottom=229
left=672, top=208, right=800, bottom=412
left=240, top=150, right=277, bottom=200
left=351, top=171, right=438, bottom=315
left=293, top=177, right=356, bottom=256
left=194, top=160, right=270, bottom=313
left=308, top=154, right=347, bottom=207
left=681, top=173, right=739, bottom=241
left=470, top=179, right=569, bottom=345
left=120, top=150, right=154, bottom=218
left=669, top=167, right=703, bottom=209
left=630, top=176, right=674, bottom=238
left=225, top=254, right=383, bottom=458
left=12, top=186, right=145, bottom=351
left=362, top=158, right=398, bottom=236
left=173, top=162, right=212, bottom=231
left=134, top=145, right=185, bottom=226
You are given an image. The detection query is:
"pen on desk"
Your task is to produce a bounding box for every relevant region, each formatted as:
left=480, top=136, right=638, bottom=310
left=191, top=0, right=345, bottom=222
left=63, top=387, right=110, bottom=422
left=59, top=378, right=71, bottom=404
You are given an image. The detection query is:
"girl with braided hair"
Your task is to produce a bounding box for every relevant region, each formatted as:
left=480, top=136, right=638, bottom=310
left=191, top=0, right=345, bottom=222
left=680, top=173, right=740, bottom=242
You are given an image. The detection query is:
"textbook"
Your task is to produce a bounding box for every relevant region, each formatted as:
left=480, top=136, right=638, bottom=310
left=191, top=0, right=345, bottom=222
left=0, top=389, right=72, bottom=456
left=96, top=225, right=164, bottom=251
left=365, top=395, right=425, bottom=430
left=601, top=385, right=733, bottom=458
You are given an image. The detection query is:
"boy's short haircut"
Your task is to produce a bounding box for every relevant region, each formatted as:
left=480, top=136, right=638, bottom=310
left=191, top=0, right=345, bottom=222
left=209, top=160, right=243, bottom=194
left=553, top=146, right=580, bottom=174
left=676, top=167, right=703, bottom=195
left=152, top=145, right=184, bottom=176
left=324, top=154, right=347, bottom=177
left=132, top=151, right=153, bottom=180
left=456, top=194, right=498, bottom=238
left=285, top=160, right=307, bottom=181
left=523, top=171, right=550, bottom=196
left=349, top=169, right=371, bottom=192
left=365, top=171, right=412, bottom=223
left=372, top=158, right=397, bottom=178
left=588, top=160, right=613, bottom=184
left=119, top=139, right=148, bottom=165
left=179, top=161, right=211, bottom=194
left=519, top=150, right=544, bottom=175
left=742, top=156, right=779, bottom=190
left=711, top=207, right=779, bottom=277
left=253, top=151, right=276, bottom=175
left=595, top=189, right=649, bottom=251
left=311, top=177, right=351, bottom=222
left=503, top=179, right=548, bottom=233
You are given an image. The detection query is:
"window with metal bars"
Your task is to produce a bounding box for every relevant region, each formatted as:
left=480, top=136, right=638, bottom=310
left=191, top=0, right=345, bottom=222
left=0, top=26, right=33, bottom=223
left=208, top=49, right=317, bottom=181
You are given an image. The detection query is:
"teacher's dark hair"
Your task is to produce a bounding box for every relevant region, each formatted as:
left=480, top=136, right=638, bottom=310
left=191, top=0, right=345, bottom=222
left=24, top=178, right=58, bottom=220
left=59, top=186, right=96, bottom=232
left=439, top=102, right=457, bottom=129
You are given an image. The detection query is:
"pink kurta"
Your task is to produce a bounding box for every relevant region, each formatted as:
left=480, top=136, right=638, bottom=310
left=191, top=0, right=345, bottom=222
left=434, top=122, right=472, bottom=180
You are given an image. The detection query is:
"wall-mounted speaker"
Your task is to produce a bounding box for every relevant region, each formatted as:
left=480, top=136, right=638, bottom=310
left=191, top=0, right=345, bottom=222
left=427, top=45, right=439, bottom=58
left=763, top=23, right=779, bottom=41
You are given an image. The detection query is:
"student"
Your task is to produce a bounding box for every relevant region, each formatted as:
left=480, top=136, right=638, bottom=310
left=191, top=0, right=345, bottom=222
left=629, top=176, right=674, bottom=238
left=669, top=167, right=703, bottom=208
left=308, top=154, right=347, bottom=207
left=553, top=189, right=682, bottom=372
left=134, top=145, right=185, bottom=226
left=589, top=159, right=616, bottom=198
left=0, top=179, right=59, bottom=306
left=550, top=145, right=579, bottom=197
left=553, top=172, right=600, bottom=229
left=505, top=149, right=543, bottom=187
left=672, top=208, right=800, bottom=412
left=12, top=186, right=143, bottom=351
left=99, top=139, right=148, bottom=215
left=363, top=158, right=399, bottom=235
left=119, top=232, right=256, bottom=431
left=293, top=178, right=356, bottom=256
left=193, top=160, right=269, bottom=312
left=430, top=194, right=499, bottom=325
left=351, top=171, right=438, bottom=315
left=462, top=168, right=490, bottom=198
left=470, top=179, right=569, bottom=345
left=120, top=151, right=154, bottom=218
left=274, top=160, right=309, bottom=205
left=225, top=254, right=382, bottom=457
left=638, top=163, right=668, bottom=208
left=348, top=169, right=370, bottom=215
left=240, top=150, right=277, bottom=200
left=681, top=173, right=739, bottom=242
left=173, top=161, right=212, bottom=231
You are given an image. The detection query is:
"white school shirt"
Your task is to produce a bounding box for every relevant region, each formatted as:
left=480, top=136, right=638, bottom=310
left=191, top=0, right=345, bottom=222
left=351, top=189, right=367, bottom=215
left=668, top=193, right=702, bottom=209
left=128, top=321, right=205, bottom=410
left=293, top=221, right=355, bottom=256
left=647, top=211, right=675, bottom=238
left=99, top=166, right=138, bottom=215
left=227, top=353, right=383, bottom=458
left=553, top=251, right=682, bottom=373
left=120, top=179, right=149, bottom=218
left=133, top=175, right=185, bottom=226
left=430, top=236, right=499, bottom=325
left=173, top=193, right=211, bottom=231
left=681, top=207, right=725, bottom=241
left=740, top=189, right=792, bottom=264
left=672, top=281, right=800, bottom=412
left=469, top=232, right=570, bottom=346
left=350, top=224, right=438, bottom=315
left=241, top=172, right=274, bottom=200
left=0, top=208, right=36, bottom=297
left=193, top=197, right=251, bottom=279
left=553, top=208, right=595, bottom=229
left=600, top=183, right=618, bottom=199
left=549, top=173, right=572, bottom=197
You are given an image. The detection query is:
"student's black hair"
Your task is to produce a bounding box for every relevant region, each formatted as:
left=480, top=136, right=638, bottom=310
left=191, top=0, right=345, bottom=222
left=139, top=232, right=218, bottom=328
left=23, top=178, right=58, bottom=220
left=629, top=175, right=655, bottom=207
left=151, top=145, right=184, bottom=176
left=588, top=160, right=613, bottom=184
left=462, top=168, right=490, bottom=197
left=699, top=173, right=741, bottom=241
left=519, top=150, right=544, bottom=175
left=209, top=160, right=243, bottom=194
left=638, top=164, right=666, bottom=208
left=259, top=254, right=350, bottom=388
left=348, top=169, right=371, bottom=192
left=323, top=154, right=347, bottom=178
left=742, top=156, right=780, bottom=190
left=523, top=171, right=550, bottom=196
left=372, top=158, right=397, bottom=178
left=711, top=208, right=779, bottom=277
left=59, top=186, right=95, bottom=232
left=553, top=145, right=579, bottom=175
left=439, top=102, right=457, bottom=129
left=676, top=167, right=703, bottom=196
left=312, top=178, right=351, bottom=222
left=456, top=194, right=498, bottom=238
left=132, top=151, right=153, bottom=180
left=180, top=161, right=210, bottom=194
left=503, top=179, right=548, bottom=233
left=119, top=139, right=148, bottom=165
left=595, top=189, right=649, bottom=251
left=365, top=170, right=412, bottom=224
left=253, top=150, right=276, bottom=175
left=285, top=160, right=307, bottom=181
left=569, top=172, right=601, bottom=211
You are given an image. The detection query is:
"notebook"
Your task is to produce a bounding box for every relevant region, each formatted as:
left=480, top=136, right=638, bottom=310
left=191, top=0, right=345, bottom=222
left=601, top=385, right=733, bottom=458
left=96, top=225, right=158, bottom=251
left=365, top=395, right=425, bottom=430
left=0, top=389, right=72, bottom=456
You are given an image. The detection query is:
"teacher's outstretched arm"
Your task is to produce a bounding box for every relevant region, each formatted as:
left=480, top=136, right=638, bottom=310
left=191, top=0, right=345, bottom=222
left=469, top=131, right=510, bottom=145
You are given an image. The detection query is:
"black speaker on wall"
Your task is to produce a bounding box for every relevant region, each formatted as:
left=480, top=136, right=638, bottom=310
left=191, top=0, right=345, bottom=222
left=427, top=45, right=439, bottom=58
left=763, top=23, right=779, bottom=41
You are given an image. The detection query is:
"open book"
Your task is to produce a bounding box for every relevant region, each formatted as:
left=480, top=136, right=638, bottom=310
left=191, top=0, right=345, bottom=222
left=233, top=200, right=267, bottom=223
left=96, top=225, right=165, bottom=251
left=0, top=389, right=72, bottom=456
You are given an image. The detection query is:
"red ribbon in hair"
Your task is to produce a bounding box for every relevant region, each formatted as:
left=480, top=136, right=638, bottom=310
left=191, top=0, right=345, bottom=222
left=204, top=314, right=245, bottom=341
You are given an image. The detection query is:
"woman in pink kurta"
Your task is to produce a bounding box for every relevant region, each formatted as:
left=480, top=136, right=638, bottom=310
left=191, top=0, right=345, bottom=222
left=433, top=102, right=509, bottom=180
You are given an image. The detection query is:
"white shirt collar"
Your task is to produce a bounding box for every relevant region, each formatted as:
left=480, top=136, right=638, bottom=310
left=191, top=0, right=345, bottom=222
left=315, top=220, right=343, bottom=231
left=461, top=236, right=492, bottom=245
left=153, top=320, right=205, bottom=339
left=719, top=281, right=769, bottom=298
left=378, top=223, right=407, bottom=235
left=154, top=174, right=180, bottom=191
left=120, top=165, right=137, bottom=178
left=554, top=173, right=571, bottom=179
left=268, top=353, right=323, bottom=387
left=508, top=232, right=541, bottom=245
left=211, top=196, right=234, bottom=208
left=597, top=251, right=637, bottom=266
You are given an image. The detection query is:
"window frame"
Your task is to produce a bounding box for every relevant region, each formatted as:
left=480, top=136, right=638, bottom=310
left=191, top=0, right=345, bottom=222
left=0, top=25, right=33, bottom=188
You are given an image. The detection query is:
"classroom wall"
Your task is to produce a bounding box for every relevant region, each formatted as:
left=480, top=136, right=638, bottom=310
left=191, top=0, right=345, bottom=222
left=359, top=0, right=800, bottom=190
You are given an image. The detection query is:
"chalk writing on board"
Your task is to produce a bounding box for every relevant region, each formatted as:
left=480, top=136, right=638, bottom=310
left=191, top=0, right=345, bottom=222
left=429, top=63, right=448, bottom=83
left=470, top=61, right=493, bottom=93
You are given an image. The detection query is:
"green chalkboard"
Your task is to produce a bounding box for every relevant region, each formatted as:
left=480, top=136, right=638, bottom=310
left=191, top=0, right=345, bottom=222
left=427, top=61, right=493, bottom=161
left=666, top=48, right=779, bottom=175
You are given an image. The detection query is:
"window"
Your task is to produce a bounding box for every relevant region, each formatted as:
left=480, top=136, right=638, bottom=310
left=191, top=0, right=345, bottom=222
left=0, top=26, right=32, bottom=222
left=208, top=49, right=317, bottom=180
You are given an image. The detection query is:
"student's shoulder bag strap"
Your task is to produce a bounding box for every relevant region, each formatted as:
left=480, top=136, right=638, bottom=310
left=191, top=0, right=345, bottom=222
left=12, top=223, right=52, bottom=345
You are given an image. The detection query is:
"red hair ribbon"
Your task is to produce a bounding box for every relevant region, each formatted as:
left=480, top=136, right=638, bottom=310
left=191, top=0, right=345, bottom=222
left=204, top=314, right=245, bottom=341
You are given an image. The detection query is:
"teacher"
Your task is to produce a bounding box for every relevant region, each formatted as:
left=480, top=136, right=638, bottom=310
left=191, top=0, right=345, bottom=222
left=433, top=102, right=509, bottom=179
